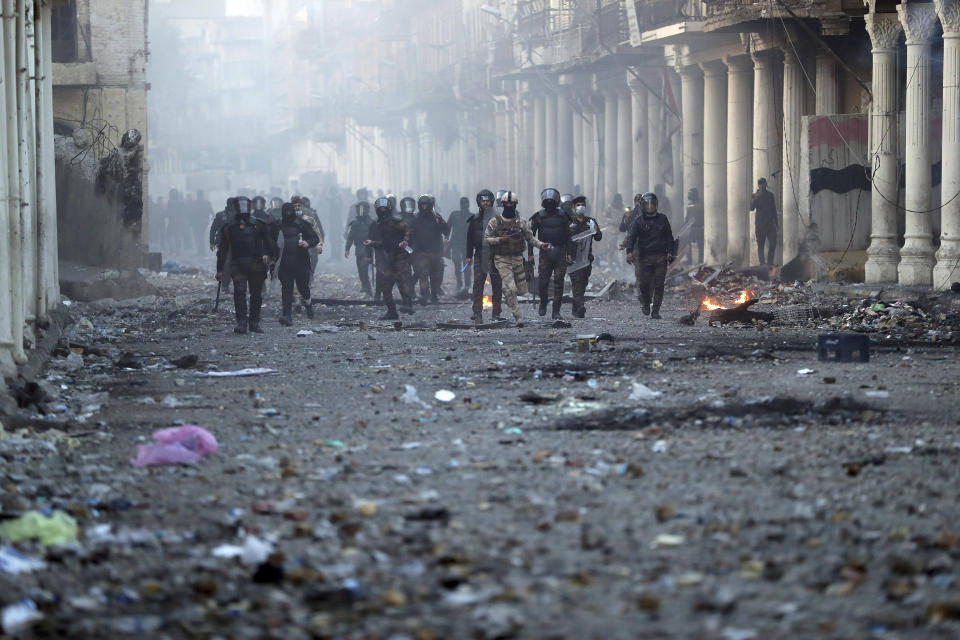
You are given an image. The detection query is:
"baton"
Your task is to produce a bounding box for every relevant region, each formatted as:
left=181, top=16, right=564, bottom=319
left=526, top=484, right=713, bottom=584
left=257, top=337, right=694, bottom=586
left=214, top=280, right=222, bottom=312
left=460, top=262, right=470, bottom=273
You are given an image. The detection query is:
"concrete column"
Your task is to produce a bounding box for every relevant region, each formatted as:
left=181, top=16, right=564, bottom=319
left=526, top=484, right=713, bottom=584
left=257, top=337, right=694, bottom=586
left=34, top=1, right=58, bottom=314
left=533, top=93, right=546, bottom=192
left=603, top=90, right=618, bottom=206
left=935, top=0, right=960, bottom=289
left=781, top=45, right=806, bottom=264
left=0, top=2, right=12, bottom=373
left=701, top=61, right=728, bottom=265
left=17, top=0, right=37, bottom=325
left=751, top=49, right=782, bottom=265
left=726, top=55, right=753, bottom=267
left=418, top=112, right=433, bottom=192
left=678, top=65, right=704, bottom=218
left=556, top=81, right=575, bottom=191
left=648, top=88, right=661, bottom=197
left=864, top=13, right=902, bottom=282
left=617, top=86, right=633, bottom=200
left=572, top=106, right=584, bottom=191
left=814, top=52, right=839, bottom=114
left=582, top=110, right=597, bottom=205
left=521, top=88, right=535, bottom=198
left=897, top=2, right=938, bottom=285
left=544, top=91, right=558, bottom=187
left=630, top=78, right=649, bottom=196
left=406, top=119, right=420, bottom=191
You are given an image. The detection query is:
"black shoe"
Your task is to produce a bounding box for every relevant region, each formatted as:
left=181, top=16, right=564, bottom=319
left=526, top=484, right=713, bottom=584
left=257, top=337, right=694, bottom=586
left=472, top=314, right=482, bottom=324
left=552, top=311, right=563, bottom=320
left=248, top=322, right=264, bottom=333
left=379, top=311, right=399, bottom=320
left=514, top=315, right=524, bottom=328
left=234, top=323, right=248, bottom=334
left=430, top=295, right=439, bottom=304
left=399, top=306, right=415, bottom=315
left=641, top=302, right=651, bottom=316
left=651, top=309, right=662, bottom=319
left=573, top=307, right=586, bottom=318
left=538, top=300, right=548, bottom=316
left=418, top=296, right=429, bottom=306
left=305, top=303, right=314, bottom=319
left=279, top=315, right=293, bottom=326
left=492, top=315, right=505, bottom=323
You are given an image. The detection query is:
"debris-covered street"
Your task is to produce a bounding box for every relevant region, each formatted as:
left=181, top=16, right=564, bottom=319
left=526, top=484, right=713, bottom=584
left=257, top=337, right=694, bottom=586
left=4, top=266, right=960, bottom=639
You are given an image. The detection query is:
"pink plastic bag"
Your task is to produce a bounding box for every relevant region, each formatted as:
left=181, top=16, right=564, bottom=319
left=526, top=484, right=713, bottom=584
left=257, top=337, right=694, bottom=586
left=131, top=425, right=218, bottom=467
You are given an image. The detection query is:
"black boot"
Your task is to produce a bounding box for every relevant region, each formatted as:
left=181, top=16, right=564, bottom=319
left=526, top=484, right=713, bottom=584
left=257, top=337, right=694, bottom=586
left=380, top=303, right=399, bottom=320
left=641, top=297, right=651, bottom=316
left=651, top=307, right=662, bottom=319
left=538, top=298, right=548, bottom=316
left=304, top=300, right=314, bottom=319
left=234, top=291, right=248, bottom=334
left=551, top=301, right=563, bottom=320
left=573, top=306, right=586, bottom=319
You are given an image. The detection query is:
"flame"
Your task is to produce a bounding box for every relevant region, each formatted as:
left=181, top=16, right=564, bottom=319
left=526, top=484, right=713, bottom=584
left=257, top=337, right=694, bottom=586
left=701, top=291, right=753, bottom=311
left=702, top=298, right=725, bottom=310
left=482, top=295, right=493, bottom=309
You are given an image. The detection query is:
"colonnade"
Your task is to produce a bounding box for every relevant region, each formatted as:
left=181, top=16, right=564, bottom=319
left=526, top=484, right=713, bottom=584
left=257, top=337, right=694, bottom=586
left=1, top=0, right=60, bottom=375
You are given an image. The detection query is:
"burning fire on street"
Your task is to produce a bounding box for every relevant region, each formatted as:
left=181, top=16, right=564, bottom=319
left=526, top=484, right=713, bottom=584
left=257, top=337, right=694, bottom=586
left=482, top=295, right=493, bottom=309
left=701, top=290, right=754, bottom=310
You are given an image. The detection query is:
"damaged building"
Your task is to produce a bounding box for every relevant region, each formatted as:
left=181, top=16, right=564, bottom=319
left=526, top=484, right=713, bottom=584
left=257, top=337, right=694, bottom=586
left=0, top=0, right=61, bottom=375
left=51, top=0, right=149, bottom=295
left=286, top=0, right=960, bottom=289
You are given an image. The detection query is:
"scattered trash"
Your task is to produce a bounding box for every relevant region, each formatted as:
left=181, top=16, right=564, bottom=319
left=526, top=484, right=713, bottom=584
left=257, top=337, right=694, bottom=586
left=652, top=534, right=684, bottom=548
left=312, top=324, right=340, bottom=333
left=0, top=511, right=79, bottom=546
left=196, top=368, right=277, bottom=377
left=63, top=351, right=84, bottom=371
left=864, top=390, right=890, bottom=398
left=629, top=382, right=662, bottom=401
left=2, top=600, right=43, bottom=634
left=0, top=547, right=48, bottom=574
left=169, top=353, right=199, bottom=368
left=212, top=534, right=273, bottom=565
left=796, top=368, right=816, bottom=376
left=401, top=385, right=431, bottom=409
left=115, top=352, right=142, bottom=369
left=131, top=425, right=218, bottom=467
left=652, top=440, right=669, bottom=453
left=296, top=329, right=315, bottom=337
left=503, top=427, right=523, bottom=435
left=434, top=389, right=456, bottom=402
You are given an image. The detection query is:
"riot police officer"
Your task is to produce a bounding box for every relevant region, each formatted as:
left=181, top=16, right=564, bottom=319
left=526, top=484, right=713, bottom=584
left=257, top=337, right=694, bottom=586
left=366, top=197, right=415, bottom=320
left=276, top=202, right=320, bottom=326
left=465, top=189, right=502, bottom=323
left=529, top=188, right=573, bottom=319
left=345, top=201, right=375, bottom=296
left=216, top=196, right=275, bottom=333
left=625, top=192, right=675, bottom=319
left=447, top=197, right=472, bottom=292
left=411, top=194, right=449, bottom=304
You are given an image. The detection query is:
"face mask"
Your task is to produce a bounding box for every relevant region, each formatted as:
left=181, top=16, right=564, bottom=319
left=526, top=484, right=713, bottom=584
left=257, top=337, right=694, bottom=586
left=296, top=210, right=304, bottom=216
left=575, top=205, right=586, bottom=216
left=502, top=207, right=516, bottom=219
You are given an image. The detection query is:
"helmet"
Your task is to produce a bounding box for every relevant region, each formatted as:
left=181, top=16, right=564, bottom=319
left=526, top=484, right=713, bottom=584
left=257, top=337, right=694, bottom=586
left=356, top=188, right=368, bottom=202
left=417, top=194, right=435, bottom=213
left=386, top=193, right=397, bottom=211
left=358, top=201, right=372, bottom=217
left=373, top=198, right=389, bottom=216
left=560, top=193, right=574, bottom=213
left=476, top=189, right=495, bottom=208
left=252, top=195, right=266, bottom=210
left=281, top=202, right=296, bottom=220
left=500, top=191, right=518, bottom=218
left=400, top=197, right=417, bottom=215
left=495, top=190, right=507, bottom=209
left=302, top=197, right=311, bottom=208
left=460, top=196, right=470, bottom=210
left=269, top=197, right=283, bottom=209
left=639, top=192, right=658, bottom=215
left=235, top=196, right=251, bottom=219
left=540, top=188, right=561, bottom=209
left=633, top=193, right=644, bottom=206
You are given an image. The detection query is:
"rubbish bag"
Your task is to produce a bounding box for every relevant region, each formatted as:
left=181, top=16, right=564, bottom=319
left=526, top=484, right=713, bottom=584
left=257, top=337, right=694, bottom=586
left=0, top=511, right=79, bottom=546
left=131, top=425, right=218, bottom=467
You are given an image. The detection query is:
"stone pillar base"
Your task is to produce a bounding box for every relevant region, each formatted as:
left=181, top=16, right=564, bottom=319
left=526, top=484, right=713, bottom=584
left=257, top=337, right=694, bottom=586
left=897, top=250, right=935, bottom=286
left=864, top=243, right=900, bottom=283
left=933, top=248, right=960, bottom=289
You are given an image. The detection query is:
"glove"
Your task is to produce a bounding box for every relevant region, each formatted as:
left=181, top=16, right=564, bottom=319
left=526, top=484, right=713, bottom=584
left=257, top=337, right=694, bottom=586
left=216, top=272, right=222, bottom=282
left=625, top=253, right=634, bottom=265
left=667, top=254, right=676, bottom=264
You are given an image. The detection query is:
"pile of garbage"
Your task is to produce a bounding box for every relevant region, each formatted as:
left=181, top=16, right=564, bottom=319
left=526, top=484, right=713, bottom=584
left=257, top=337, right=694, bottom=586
left=819, top=296, right=960, bottom=343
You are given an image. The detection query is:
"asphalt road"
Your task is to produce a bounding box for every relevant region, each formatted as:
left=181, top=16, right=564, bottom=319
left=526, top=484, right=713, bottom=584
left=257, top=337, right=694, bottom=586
left=3, top=268, right=960, bottom=639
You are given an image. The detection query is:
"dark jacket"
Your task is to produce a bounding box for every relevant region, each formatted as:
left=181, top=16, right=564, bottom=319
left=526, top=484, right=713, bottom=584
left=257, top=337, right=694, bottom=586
left=446, top=208, right=472, bottom=256
left=209, top=210, right=228, bottom=247
left=345, top=215, right=374, bottom=258
left=750, top=190, right=778, bottom=231
left=625, top=212, right=674, bottom=258
left=277, top=217, right=320, bottom=272
left=411, top=211, right=449, bottom=254
left=368, top=218, right=412, bottom=273
left=529, top=208, right=573, bottom=261
left=217, top=216, right=275, bottom=274
left=619, top=207, right=639, bottom=233
left=466, top=208, right=497, bottom=267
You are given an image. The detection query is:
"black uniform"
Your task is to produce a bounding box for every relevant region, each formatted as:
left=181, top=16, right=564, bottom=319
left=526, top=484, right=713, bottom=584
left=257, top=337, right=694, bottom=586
left=751, top=188, right=778, bottom=265
left=368, top=216, right=414, bottom=319
left=529, top=207, right=573, bottom=317
left=209, top=207, right=232, bottom=292
left=620, top=206, right=642, bottom=295
left=447, top=205, right=472, bottom=290
left=277, top=208, right=320, bottom=325
left=345, top=213, right=375, bottom=295
left=216, top=202, right=275, bottom=333
left=411, top=210, right=449, bottom=303
left=568, top=215, right=602, bottom=317
left=625, top=212, right=674, bottom=315
left=466, top=207, right=502, bottom=320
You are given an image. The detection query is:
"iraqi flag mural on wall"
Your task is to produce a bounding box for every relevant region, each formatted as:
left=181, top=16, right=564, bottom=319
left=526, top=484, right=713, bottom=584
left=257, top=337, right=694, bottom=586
left=800, top=115, right=871, bottom=252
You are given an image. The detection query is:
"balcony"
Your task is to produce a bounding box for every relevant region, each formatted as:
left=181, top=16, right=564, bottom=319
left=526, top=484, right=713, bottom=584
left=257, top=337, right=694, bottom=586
left=638, top=0, right=706, bottom=44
